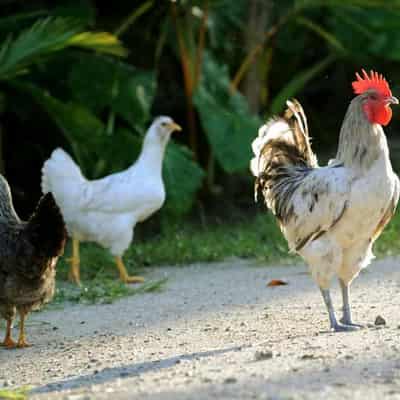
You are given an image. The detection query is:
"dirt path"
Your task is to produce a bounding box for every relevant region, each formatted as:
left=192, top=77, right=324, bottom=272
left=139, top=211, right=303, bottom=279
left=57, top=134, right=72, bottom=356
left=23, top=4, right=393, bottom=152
left=1, top=258, right=400, bottom=399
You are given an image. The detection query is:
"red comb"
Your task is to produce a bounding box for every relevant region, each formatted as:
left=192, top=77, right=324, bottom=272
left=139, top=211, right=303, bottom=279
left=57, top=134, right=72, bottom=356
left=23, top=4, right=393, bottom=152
left=352, top=69, right=392, bottom=97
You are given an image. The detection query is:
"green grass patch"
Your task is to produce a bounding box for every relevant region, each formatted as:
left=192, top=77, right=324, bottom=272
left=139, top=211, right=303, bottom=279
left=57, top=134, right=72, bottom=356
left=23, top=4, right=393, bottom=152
left=374, top=209, right=400, bottom=256
left=53, top=278, right=167, bottom=305
left=0, top=388, right=29, bottom=400
left=56, top=212, right=294, bottom=282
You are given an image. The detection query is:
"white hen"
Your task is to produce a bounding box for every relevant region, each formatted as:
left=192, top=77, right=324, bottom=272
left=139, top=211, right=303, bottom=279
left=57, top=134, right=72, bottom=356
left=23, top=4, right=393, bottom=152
left=41, top=116, right=182, bottom=285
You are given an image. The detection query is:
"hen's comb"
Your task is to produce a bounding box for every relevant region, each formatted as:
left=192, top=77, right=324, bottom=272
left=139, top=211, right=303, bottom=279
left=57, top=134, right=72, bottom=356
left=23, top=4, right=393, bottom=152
left=352, top=69, right=392, bottom=97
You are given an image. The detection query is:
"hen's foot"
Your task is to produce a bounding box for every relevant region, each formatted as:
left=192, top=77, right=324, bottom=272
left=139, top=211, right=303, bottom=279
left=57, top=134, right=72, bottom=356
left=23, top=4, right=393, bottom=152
left=16, top=338, right=32, bottom=348
left=68, top=238, right=81, bottom=286
left=2, top=337, right=16, bottom=349
left=115, top=256, right=145, bottom=284
left=67, top=261, right=81, bottom=286
left=121, top=275, right=145, bottom=284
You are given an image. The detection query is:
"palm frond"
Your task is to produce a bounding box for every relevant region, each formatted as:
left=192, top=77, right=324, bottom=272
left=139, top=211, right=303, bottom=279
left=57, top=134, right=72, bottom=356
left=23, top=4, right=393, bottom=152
left=0, top=17, right=127, bottom=80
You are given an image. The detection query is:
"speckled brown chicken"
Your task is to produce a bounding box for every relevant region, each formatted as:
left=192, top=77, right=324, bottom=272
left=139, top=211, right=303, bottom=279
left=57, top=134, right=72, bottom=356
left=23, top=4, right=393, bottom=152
left=0, top=175, right=66, bottom=349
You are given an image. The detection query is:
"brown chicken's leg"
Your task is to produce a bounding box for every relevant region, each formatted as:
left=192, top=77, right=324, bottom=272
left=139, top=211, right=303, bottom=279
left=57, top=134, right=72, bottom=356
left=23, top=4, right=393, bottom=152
left=2, top=319, right=16, bottom=348
left=67, top=238, right=81, bottom=286
left=16, top=310, right=31, bottom=348
left=115, top=256, right=144, bottom=284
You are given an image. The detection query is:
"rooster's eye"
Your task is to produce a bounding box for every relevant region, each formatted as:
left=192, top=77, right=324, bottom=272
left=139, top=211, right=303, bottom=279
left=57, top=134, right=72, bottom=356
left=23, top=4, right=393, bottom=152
left=369, top=94, right=378, bottom=100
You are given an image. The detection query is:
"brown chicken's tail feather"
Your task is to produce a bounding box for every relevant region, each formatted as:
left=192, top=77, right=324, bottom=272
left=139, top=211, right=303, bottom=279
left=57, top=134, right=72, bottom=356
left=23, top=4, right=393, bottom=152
left=250, top=99, right=317, bottom=221
left=25, top=192, right=67, bottom=259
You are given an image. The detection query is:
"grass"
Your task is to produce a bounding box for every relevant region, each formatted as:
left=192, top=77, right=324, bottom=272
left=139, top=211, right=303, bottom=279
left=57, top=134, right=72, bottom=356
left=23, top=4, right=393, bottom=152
left=53, top=278, right=167, bottom=305
left=56, top=211, right=294, bottom=281
left=0, top=388, right=29, bottom=400
left=53, top=204, right=400, bottom=304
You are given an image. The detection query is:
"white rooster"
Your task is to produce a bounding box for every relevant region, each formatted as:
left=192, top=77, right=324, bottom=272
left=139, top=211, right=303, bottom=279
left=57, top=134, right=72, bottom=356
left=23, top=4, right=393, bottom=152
left=251, top=70, right=399, bottom=331
left=42, top=116, right=182, bottom=285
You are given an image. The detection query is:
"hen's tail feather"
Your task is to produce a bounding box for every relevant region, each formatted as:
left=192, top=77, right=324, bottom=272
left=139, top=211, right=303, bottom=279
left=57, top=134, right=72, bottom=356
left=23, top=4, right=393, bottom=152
left=41, top=148, right=84, bottom=203
left=25, top=192, right=67, bottom=259
left=251, top=99, right=317, bottom=221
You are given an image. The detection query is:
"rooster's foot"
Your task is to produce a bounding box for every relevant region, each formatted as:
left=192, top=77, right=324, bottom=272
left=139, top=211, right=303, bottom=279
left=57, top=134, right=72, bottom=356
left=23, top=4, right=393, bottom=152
left=331, top=322, right=361, bottom=332
left=339, top=318, right=364, bottom=329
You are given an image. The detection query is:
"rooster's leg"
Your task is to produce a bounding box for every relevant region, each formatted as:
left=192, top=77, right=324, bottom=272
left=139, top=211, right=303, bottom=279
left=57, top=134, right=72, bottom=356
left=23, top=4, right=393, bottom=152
left=320, top=288, right=359, bottom=332
left=16, top=311, right=31, bottom=348
left=2, top=319, right=16, bottom=348
left=68, top=238, right=81, bottom=286
left=115, top=256, right=145, bottom=284
left=339, top=279, right=363, bottom=328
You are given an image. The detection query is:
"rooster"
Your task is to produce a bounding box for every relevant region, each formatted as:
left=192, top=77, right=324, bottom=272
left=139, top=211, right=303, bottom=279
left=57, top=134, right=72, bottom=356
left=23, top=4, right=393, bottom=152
left=41, top=116, right=182, bottom=286
left=0, top=176, right=66, bottom=348
left=251, top=70, right=399, bottom=332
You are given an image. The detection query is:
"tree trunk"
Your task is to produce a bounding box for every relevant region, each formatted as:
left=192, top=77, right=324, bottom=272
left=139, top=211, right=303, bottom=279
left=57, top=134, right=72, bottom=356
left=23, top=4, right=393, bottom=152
left=242, top=0, right=272, bottom=114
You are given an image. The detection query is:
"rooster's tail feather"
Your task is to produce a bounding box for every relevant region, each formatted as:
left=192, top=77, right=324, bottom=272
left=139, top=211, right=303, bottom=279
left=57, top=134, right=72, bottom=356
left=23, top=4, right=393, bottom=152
left=250, top=99, right=317, bottom=218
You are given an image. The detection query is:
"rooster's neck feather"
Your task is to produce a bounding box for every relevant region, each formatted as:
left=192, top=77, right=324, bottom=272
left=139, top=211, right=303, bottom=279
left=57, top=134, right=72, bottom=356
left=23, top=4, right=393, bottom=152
left=336, top=96, right=386, bottom=171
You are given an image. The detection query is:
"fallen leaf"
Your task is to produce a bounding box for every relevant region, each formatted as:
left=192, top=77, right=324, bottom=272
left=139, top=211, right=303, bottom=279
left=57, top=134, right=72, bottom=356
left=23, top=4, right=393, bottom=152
left=267, top=279, right=288, bottom=287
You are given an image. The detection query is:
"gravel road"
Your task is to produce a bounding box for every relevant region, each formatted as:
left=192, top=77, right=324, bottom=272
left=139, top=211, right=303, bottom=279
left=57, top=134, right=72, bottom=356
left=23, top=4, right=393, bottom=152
left=1, top=257, right=400, bottom=400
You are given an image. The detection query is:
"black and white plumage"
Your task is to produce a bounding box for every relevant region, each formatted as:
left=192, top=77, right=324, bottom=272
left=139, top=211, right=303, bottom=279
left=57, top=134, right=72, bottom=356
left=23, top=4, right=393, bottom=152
left=251, top=93, right=399, bottom=332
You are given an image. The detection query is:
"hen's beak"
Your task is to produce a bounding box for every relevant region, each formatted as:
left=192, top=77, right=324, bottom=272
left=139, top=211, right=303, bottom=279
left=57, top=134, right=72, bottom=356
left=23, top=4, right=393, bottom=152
left=387, top=96, right=399, bottom=105
left=168, top=122, right=182, bottom=133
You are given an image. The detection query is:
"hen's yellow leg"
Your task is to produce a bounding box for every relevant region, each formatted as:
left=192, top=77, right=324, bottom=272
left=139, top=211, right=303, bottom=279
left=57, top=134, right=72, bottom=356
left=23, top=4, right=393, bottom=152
left=2, top=319, right=16, bottom=348
left=16, top=311, right=31, bottom=348
left=115, top=256, right=145, bottom=284
left=67, top=238, right=81, bottom=286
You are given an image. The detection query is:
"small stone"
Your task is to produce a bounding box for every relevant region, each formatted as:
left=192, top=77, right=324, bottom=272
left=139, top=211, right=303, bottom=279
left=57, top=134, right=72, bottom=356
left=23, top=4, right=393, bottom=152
left=375, top=315, right=386, bottom=326
left=224, top=377, right=237, bottom=384
left=300, top=354, right=315, bottom=360
left=254, top=350, right=273, bottom=361
left=52, top=326, right=58, bottom=331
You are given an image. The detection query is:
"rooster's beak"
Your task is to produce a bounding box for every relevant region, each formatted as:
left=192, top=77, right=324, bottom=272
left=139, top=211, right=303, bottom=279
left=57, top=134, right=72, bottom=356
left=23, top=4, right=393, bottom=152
left=168, top=122, right=182, bottom=133
left=388, top=96, right=399, bottom=105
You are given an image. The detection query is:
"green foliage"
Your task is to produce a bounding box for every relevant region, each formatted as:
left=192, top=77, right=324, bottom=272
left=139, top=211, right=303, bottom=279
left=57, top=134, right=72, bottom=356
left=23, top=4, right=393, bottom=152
left=67, top=54, right=155, bottom=126
left=269, top=54, right=336, bottom=115
left=163, top=142, right=205, bottom=214
left=4, top=0, right=400, bottom=231
left=194, top=53, right=261, bottom=173
left=0, top=17, right=126, bottom=80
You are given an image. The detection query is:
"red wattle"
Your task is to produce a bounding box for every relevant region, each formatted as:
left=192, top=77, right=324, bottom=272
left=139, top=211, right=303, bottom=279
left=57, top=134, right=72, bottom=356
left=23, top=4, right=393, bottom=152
left=363, top=103, right=392, bottom=126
